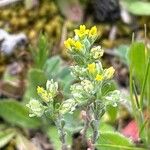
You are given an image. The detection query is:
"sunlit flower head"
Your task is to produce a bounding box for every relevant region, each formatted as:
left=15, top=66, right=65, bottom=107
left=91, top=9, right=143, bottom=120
left=74, top=41, right=83, bottom=50
left=95, top=74, right=103, bottom=81
left=37, top=86, right=52, bottom=102
left=87, top=63, right=96, bottom=73
left=74, top=25, right=89, bottom=38
left=104, top=67, right=115, bottom=79
left=64, top=38, right=75, bottom=49
left=26, top=99, right=46, bottom=117
left=89, top=26, right=97, bottom=37
left=91, top=46, right=104, bottom=59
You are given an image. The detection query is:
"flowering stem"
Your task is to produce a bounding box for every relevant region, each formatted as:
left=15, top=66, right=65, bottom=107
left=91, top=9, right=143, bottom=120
left=82, top=106, right=91, bottom=143
left=92, top=119, right=99, bottom=144
left=55, top=117, right=68, bottom=150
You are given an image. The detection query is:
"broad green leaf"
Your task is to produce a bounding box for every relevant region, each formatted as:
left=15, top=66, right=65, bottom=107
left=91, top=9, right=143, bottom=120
left=23, top=68, right=47, bottom=103
left=0, top=100, right=41, bottom=128
left=122, top=0, right=150, bottom=16
left=97, top=132, right=135, bottom=150
left=0, top=128, right=16, bottom=148
left=44, top=56, right=62, bottom=79
left=128, top=42, right=146, bottom=86
left=99, top=122, right=114, bottom=132
left=58, top=67, right=75, bottom=96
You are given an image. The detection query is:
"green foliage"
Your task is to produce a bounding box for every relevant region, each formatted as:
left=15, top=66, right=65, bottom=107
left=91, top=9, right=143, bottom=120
left=128, top=40, right=150, bottom=147
left=44, top=55, right=75, bottom=95
left=30, top=34, right=49, bottom=69
left=47, top=126, right=62, bottom=150
left=44, top=56, right=63, bottom=78
left=128, top=42, right=146, bottom=85
left=24, top=56, right=74, bottom=103
left=96, top=132, right=140, bottom=150
left=0, top=100, right=41, bottom=128
left=0, top=128, right=16, bottom=148
left=23, top=69, right=47, bottom=103
left=122, top=0, right=150, bottom=16
left=115, top=45, right=129, bottom=65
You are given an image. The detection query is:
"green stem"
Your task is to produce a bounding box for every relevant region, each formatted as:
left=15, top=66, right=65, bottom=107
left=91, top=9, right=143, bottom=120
left=82, top=106, right=90, bottom=141
left=55, top=117, right=68, bottom=150
left=140, top=57, right=150, bottom=109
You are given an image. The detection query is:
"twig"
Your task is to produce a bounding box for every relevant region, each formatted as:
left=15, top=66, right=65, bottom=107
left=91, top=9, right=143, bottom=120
left=0, top=0, right=22, bottom=7
left=81, top=106, right=91, bottom=143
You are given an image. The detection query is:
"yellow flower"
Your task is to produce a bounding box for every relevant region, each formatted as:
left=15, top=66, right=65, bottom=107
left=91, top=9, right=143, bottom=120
left=37, top=86, right=45, bottom=95
left=95, top=74, right=103, bottom=81
left=74, top=25, right=89, bottom=38
left=89, top=26, right=97, bottom=37
left=37, top=86, right=50, bottom=102
left=74, top=41, right=83, bottom=50
left=105, top=67, right=115, bottom=79
left=88, top=63, right=96, bottom=73
left=64, top=38, right=75, bottom=49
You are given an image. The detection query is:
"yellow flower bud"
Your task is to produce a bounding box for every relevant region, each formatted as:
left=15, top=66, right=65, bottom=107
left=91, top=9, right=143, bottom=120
left=91, top=46, right=104, bottom=59
left=88, top=63, right=96, bottom=73
left=74, top=41, right=83, bottom=50
left=95, top=74, right=103, bottom=81
left=74, top=25, right=89, bottom=38
left=105, top=67, right=115, bottom=79
left=64, top=38, right=75, bottom=49
left=37, top=86, right=51, bottom=102
left=89, top=26, right=97, bottom=37
left=37, top=86, right=45, bottom=95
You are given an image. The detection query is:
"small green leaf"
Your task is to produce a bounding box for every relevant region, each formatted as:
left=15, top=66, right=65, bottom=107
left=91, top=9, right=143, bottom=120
left=23, top=68, right=47, bottom=103
left=0, top=128, right=16, bottom=148
left=0, top=100, right=41, bottom=128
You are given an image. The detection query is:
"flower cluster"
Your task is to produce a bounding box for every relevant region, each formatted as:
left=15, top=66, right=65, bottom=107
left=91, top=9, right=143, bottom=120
left=26, top=25, right=120, bottom=149
left=64, top=25, right=120, bottom=108
left=27, top=80, right=75, bottom=118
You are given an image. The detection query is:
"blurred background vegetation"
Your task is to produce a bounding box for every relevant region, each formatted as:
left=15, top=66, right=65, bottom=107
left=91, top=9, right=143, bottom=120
left=0, top=0, right=150, bottom=150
